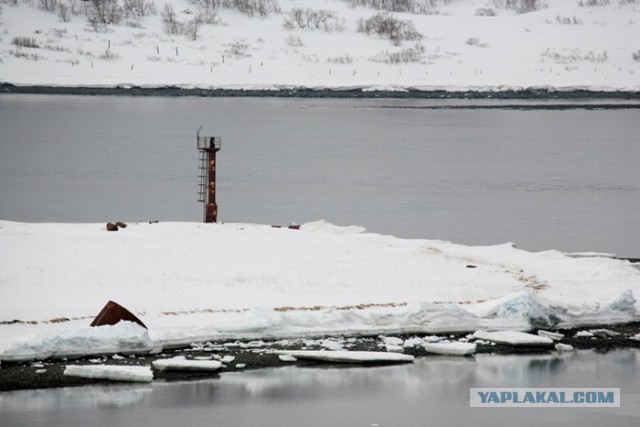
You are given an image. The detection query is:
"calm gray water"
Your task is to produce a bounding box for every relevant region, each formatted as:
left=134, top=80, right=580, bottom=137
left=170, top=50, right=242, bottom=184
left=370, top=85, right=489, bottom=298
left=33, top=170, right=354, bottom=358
left=0, top=95, right=639, bottom=256
left=1, top=350, right=639, bottom=427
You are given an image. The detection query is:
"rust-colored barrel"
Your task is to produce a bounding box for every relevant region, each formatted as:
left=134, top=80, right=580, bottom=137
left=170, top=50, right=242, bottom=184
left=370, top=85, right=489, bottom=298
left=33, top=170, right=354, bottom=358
left=90, top=300, right=147, bottom=330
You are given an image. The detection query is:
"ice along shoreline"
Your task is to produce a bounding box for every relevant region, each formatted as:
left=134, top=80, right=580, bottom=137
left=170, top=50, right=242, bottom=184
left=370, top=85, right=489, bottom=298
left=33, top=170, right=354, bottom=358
left=2, top=324, right=640, bottom=392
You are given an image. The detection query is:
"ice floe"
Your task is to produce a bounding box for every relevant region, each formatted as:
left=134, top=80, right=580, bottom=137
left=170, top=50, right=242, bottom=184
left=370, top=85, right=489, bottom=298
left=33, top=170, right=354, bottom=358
left=423, top=342, right=477, bottom=356
left=63, top=365, right=153, bottom=383
left=275, top=350, right=414, bottom=364
left=472, top=331, right=554, bottom=346
left=152, top=356, right=222, bottom=372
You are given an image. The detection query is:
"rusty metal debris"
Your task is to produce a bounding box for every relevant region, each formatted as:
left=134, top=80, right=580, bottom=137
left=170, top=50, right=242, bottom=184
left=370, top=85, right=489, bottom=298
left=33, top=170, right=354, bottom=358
left=106, top=222, right=127, bottom=231
left=90, top=300, right=147, bottom=329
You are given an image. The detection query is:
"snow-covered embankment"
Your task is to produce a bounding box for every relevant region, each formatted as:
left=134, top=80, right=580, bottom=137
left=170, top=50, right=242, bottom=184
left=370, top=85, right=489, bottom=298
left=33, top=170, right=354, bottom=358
left=0, top=219, right=638, bottom=362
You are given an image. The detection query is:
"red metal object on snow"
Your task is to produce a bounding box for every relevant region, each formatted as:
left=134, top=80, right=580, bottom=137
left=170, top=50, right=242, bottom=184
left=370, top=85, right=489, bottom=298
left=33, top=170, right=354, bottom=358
left=90, top=300, right=147, bottom=329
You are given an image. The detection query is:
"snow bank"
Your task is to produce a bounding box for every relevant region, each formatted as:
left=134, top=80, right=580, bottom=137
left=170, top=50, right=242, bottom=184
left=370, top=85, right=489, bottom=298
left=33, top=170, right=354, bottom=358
left=300, top=220, right=366, bottom=235
left=0, top=220, right=638, bottom=362
left=0, top=321, right=154, bottom=362
left=63, top=365, right=153, bottom=383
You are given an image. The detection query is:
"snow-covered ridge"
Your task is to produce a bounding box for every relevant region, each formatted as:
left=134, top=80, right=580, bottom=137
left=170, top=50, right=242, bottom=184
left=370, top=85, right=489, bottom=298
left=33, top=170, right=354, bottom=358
left=0, top=219, right=638, bottom=362
left=0, top=0, right=638, bottom=91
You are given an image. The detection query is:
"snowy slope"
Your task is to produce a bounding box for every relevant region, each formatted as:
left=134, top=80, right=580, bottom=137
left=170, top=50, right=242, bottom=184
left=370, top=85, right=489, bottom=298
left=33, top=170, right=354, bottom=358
left=0, top=0, right=638, bottom=91
left=1, top=219, right=638, bottom=361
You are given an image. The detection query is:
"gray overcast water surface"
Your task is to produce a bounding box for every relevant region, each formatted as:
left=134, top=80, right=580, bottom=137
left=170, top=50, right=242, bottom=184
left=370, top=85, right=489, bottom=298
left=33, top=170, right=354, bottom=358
left=0, top=95, right=639, bottom=256
left=1, top=350, right=640, bottom=427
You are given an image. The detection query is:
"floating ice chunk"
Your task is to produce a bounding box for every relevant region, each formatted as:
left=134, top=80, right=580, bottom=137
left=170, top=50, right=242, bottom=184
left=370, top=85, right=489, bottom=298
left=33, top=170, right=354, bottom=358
left=403, top=338, right=424, bottom=348
left=385, top=344, right=404, bottom=353
left=574, top=331, right=595, bottom=338
left=320, top=338, right=344, bottom=351
left=629, top=334, right=640, bottom=341
left=221, top=355, right=236, bottom=363
left=235, top=363, right=246, bottom=369
left=152, top=356, right=222, bottom=372
left=278, top=354, right=297, bottom=362
left=422, top=336, right=444, bottom=343
left=588, top=329, right=620, bottom=338
left=36, top=369, right=47, bottom=374
left=275, top=350, right=414, bottom=364
left=242, top=341, right=267, bottom=349
left=382, top=337, right=404, bottom=347
left=555, top=343, right=574, bottom=352
left=537, top=330, right=564, bottom=341
left=472, top=331, right=553, bottom=346
left=224, top=342, right=241, bottom=348
left=64, top=365, right=153, bottom=383
left=423, top=342, right=476, bottom=356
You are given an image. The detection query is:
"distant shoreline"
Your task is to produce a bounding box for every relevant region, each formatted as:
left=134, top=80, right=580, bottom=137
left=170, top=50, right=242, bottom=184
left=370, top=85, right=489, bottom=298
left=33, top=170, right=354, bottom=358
left=2, top=83, right=640, bottom=100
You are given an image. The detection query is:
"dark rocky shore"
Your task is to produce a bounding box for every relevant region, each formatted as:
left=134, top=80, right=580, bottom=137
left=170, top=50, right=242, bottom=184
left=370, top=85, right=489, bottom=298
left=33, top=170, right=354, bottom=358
left=2, top=83, right=640, bottom=101
left=2, top=323, right=640, bottom=392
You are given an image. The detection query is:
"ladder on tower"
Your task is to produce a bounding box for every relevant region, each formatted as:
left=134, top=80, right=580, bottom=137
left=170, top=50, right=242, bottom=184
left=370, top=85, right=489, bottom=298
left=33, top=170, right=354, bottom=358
left=197, top=150, right=207, bottom=203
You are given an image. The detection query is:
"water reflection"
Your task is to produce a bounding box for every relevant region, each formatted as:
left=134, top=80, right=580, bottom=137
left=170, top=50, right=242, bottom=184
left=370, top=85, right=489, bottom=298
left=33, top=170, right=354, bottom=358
left=0, top=384, right=153, bottom=410
left=2, top=350, right=639, bottom=427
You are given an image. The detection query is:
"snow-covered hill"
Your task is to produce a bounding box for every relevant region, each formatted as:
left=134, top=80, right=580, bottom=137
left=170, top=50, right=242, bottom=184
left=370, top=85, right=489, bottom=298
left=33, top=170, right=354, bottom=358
left=0, top=0, right=638, bottom=91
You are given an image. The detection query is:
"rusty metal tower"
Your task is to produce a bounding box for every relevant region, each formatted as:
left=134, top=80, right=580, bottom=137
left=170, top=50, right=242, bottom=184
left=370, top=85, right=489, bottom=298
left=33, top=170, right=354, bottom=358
left=197, top=127, right=221, bottom=223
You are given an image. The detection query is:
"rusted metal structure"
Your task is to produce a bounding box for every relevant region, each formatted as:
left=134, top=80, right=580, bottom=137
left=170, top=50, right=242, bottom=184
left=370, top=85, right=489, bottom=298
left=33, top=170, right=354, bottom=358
left=197, top=127, right=222, bottom=223
left=90, top=300, right=147, bottom=329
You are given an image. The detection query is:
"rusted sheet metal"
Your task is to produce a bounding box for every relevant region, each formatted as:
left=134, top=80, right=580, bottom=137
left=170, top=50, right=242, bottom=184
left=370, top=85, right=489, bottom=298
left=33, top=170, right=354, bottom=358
left=205, top=202, right=218, bottom=223
left=205, top=153, right=218, bottom=223
left=90, top=300, right=148, bottom=329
